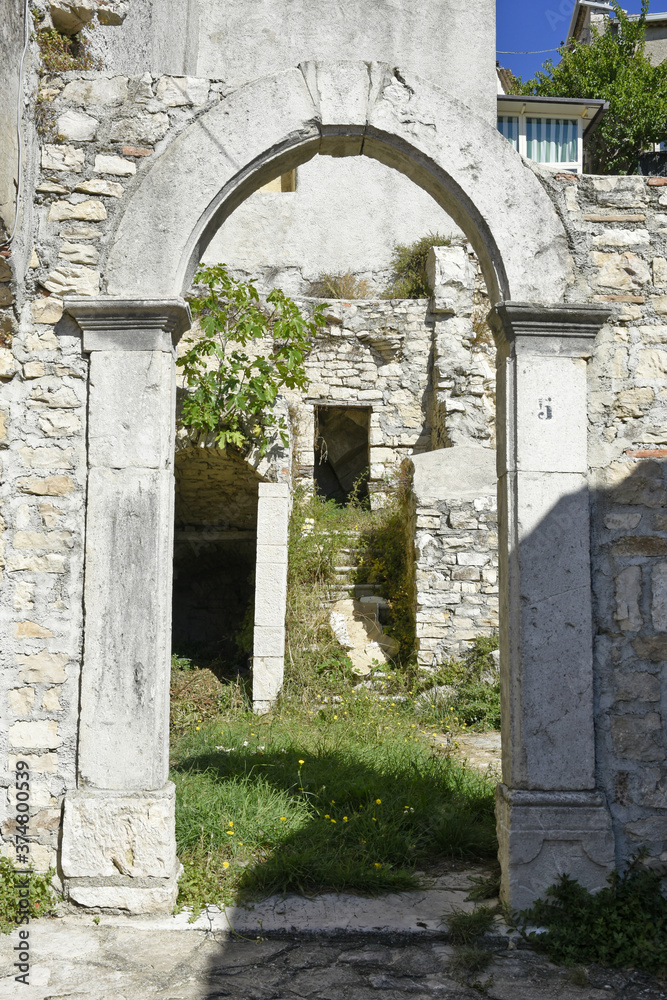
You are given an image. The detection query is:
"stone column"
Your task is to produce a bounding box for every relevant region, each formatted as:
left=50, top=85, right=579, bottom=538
left=61, top=298, right=191, bottom=913
left=253, top=483, right=290, bottom=714
left=489, top=302, right=615, bottom=910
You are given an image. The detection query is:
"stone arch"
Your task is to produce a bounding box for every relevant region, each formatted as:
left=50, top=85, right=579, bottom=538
left=104, top=61, right=573, bottom=305
left=63, top=61, right=616, bottom=917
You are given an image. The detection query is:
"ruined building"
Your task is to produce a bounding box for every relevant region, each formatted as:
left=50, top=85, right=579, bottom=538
left=0, top=0, right=665, bottom=915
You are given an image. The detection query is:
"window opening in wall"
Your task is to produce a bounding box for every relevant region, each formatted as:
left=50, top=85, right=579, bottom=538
left=314, top=405, right=371, bottom=506
left=258, top=168, right=297, bottom=193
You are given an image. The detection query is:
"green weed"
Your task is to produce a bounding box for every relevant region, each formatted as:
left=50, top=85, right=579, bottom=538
left=308, top=273, right=373, bottom=299
left=517, top=857, right=667, bottom=976
left=36, top=27, right=100, bottom=73
left=448, top=905, right=496, bottom=945
left=383, top=233, right=451, bottom=299
left=0, top=857, right=57, bottom=934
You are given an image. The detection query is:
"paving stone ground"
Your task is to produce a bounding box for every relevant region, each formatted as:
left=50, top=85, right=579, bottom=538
left=1, top=921, right=666, bottom=1000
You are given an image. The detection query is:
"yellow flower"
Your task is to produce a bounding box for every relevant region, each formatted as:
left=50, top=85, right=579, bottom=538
left=325, top=814, right=330, bottom=819
left=298, top=759, right=305, bottom=765
left=333, top=715, right=338, bottom=720
left=226, top=831, right=234, bottom=836
left=280, top=816, right=286, bottom=822
left=222, top=861, right=229, bottom=869
left=374, top=862, right=382, bottom=869
left=376, top=798, right=381, bottom=804
left=195, top=726, right=200, bottom=731
left=228, top=821, right=233, bottom=826
left=331, top=819, right=336, bottom=824
left=343, top=816, right=348, bottom=822
left=372, top=817, right=377, bottom=822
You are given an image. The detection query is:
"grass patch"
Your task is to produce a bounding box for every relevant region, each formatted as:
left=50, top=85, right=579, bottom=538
left=170, top=674, right=497, bottom=916
left=517, top=859, right=667, bottom=977
left=448, top=906, right=496, bottom=945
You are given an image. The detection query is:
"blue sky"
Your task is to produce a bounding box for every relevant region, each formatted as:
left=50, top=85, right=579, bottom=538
left=497, top=0, right=653, bottom=81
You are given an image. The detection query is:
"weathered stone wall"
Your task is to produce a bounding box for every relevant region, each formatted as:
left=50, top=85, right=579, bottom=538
left=409, top=447, right=498, bottom=663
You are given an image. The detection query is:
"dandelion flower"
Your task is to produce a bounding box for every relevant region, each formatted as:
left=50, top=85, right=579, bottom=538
left=374, top=862, right=382, bottom=869
left=343, top=816, right=348, bottom=822
left=280, top=816, right=286, bottom=822
left=195, top=726, right=200, bottom=731
left=331, top=819, right=336, bottom=824
left=325, top=814, right=330, bottom=819
left=376, top=798, right=381, bottom=804
left=226, top=831, right=234, bottom=836
left=222, top=861, right=230, bottom=869
left=298, top=759, right=305, bottom=765
left=228, top=821, right=233, bottom=826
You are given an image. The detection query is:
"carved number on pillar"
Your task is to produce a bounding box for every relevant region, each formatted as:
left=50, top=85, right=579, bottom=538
left=489, top=302, right=615, bottom=910
left=60, top=297, right=190, bottom=914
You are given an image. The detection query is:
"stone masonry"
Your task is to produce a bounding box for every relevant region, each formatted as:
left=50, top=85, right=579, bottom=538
left=0, top=24, right=666, bottom=912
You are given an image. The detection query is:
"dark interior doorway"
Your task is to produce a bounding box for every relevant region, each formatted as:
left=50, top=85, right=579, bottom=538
left=315, top=405, right=371, bottom=505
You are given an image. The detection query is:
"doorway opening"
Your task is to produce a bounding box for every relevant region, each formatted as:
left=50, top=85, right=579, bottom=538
left=314, top=404, right=371, bottom=506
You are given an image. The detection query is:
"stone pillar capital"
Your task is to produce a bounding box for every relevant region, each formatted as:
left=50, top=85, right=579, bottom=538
left=65, top=296, right=192, bottom=353
left=489, top=302, right=611, bottom=358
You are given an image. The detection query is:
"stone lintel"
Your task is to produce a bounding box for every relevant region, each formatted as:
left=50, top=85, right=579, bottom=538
left=65, top=296, right=191, bottom=352
left=489, top=302, right=612, bottom=358
left=496, top=783, right=615, bottom=910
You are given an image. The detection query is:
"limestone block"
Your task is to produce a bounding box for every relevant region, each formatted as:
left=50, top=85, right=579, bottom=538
left=88, top=351, right=174, bottom=469
left=0, top=408, right=8, bottom=444
left=256, top=500, right=290, bottom=547
left=66, top=882, right=178, bottom=913
left=93, top=153, right=136, bottom=176
left=24, top=362, right=46, bottom=379
left=636, top=348, right=667, bottom=378
left=639, top=325, right=667, bottom=342
left=39, top=411, right=82, bottom=438
left=604, top=460, right=667, bottom=508
left=16, top=621, right=53, bottom=638
left=610, top=713, right=665, bottom=761
left=109, top=112, right=170, bottom=145
left=653, top=257, right=667, bottom=286
left=60, top=77, right=128, bottom=106
left=253, top=656, right=284, bottom=704
left=614, top=565, right=642, bottom=631
left=0, top=349, right=17, bottom=379
left=48, top=199, right=106, bottom=222
left=604, top=511, right=642, bottom=530
left=614, top=670, right=660, bottom=702
left=37, top=179, right=68, bottom=194
left=97, top=1, right=129, bottom=25
left=31, top=295, right=64, bottom=326
left=156, top=76, right=210, bottom=107
left=456, top=551, right=487, bottom=566
left=8, top=752, right=57, bottom=773
left=18, top=475, right=75, bottom=496
left=42, top=687, right=62, bottom=711
left=41, top=144, right=85, bottom=173
left=591, top=176, right=647, bottom=209
left=74, top=178, right=124, bottom=198
left=19, top=447, right=72, bottom=469
left=651, top=294, right=667, bottom=317
left=42, top=264, right=100, bottom=297
left=625, top=815, right=667, bottom=844
left=255, top=564, right=288, bottom=629
left=50, top=0, right=97, bottom=35
left=58, top=242, right=99, bottom=266
left=0, top=258, right=11, bottom=281
left=253, top=626, right=286, bottom=658
left=8, top=687, right=35, bottom=715
left=651, top=561, right=667, bottom=631
left=591, top=251, right=651, bottom=289
left=614, top=387, right=654, bottom=418
left=61, top=785, right=177, bottom=878
left=14, top=530, right=72, bottom=551
left=6, top=553, right=66, bottom=573
left=0, top=285, right=14, bottom=307
left=31, top=385, right=81, bottom=408
left=57, top=109, right=99, bottom=142
left=591, top=229, right=649, bottom=247
left=16, top=651, right=68, bottom=683
left=427, top=245, right=474, bottom=315
left=60, top=224, right=103, bottom=239
left=8, top=721, right=60, bottom=749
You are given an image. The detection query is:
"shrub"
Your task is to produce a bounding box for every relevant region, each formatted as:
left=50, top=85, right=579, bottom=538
left=308, top=272, right=372, bottom=300
left=36, top=27, right=100, bottom=73
left=518, top=858, right=667, bottom=976
left=384, top=233, right=451, bottom=299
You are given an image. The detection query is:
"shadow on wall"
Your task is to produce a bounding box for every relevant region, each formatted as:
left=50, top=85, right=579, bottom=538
left=165, top=458, right=667, bottom=976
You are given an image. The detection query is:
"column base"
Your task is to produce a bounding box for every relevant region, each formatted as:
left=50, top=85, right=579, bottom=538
left=496, top=784, right=615, bottom=912
left=61, top=782, right=181, bottom=913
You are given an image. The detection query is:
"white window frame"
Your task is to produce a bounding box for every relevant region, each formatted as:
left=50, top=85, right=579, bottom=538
left=497, top=113, right=582, bottom=173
